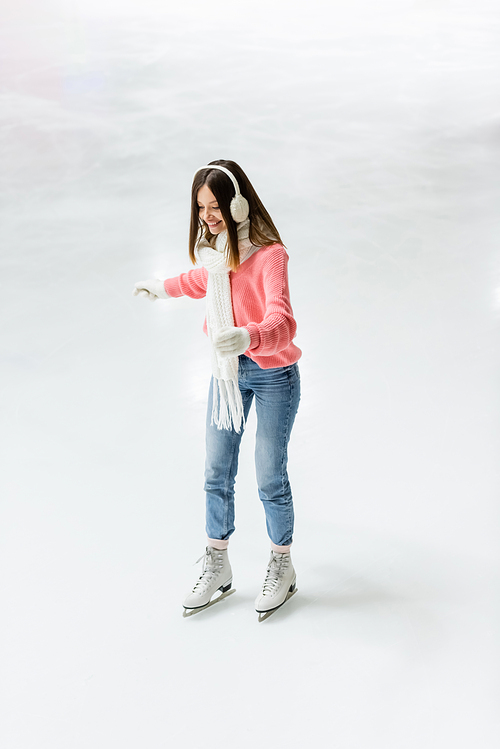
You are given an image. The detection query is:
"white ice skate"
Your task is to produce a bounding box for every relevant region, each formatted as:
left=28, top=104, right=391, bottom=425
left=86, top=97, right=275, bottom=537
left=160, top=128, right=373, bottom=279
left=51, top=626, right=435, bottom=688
left=255, top=551, right=297, bottom=621
left=183, top=546, right=234, bottom=616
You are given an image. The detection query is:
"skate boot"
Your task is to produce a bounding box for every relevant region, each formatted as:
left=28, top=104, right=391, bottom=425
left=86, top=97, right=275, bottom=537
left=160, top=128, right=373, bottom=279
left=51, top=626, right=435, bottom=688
left=255, top=550, right=297, bottom=620
left=183, top=546, right=233, bottom=615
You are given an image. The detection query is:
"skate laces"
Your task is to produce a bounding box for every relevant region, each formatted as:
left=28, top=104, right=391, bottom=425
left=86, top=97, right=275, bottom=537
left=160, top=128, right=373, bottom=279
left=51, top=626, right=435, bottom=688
left=261, top=553, right=289, bottom=596
left=192, top=548, right=224, bottom=593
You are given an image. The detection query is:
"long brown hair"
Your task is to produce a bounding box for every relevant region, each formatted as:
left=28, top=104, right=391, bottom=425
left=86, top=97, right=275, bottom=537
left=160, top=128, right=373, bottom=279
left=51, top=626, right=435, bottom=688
left=188, top=159, right=284, bottom=271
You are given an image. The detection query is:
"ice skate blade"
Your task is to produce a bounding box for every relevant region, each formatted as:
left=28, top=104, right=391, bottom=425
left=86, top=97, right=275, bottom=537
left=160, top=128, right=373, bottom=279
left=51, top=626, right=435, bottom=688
left=257, top=586, right=297, bottom=622
left=182, top=587, right=235, bottom=617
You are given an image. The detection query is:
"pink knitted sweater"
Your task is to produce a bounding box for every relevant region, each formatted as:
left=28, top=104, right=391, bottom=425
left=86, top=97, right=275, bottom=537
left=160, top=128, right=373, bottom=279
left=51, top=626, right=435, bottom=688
left=164, top=243, right=302, bottom=369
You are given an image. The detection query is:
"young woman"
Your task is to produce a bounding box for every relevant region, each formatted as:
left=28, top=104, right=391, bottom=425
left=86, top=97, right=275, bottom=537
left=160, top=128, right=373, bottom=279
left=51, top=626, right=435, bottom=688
left=133, top=160, right=301, bottom=618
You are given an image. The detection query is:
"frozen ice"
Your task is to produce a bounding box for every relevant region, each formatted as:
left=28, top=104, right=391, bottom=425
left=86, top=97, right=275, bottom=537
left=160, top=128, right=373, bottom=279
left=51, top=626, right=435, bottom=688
left=1, top=1, right=499, bottom=747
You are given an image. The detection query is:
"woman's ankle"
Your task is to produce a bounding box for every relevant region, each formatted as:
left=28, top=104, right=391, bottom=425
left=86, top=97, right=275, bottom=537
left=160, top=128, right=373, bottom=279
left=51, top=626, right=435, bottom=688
left=271, top=542, right=292, bottom=554
left=207, top=537, right=229, bottom=550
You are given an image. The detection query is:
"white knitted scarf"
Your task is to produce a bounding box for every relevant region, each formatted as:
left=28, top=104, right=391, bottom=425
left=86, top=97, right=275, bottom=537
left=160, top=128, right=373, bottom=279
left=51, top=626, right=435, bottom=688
left=196, top=219, right=258, bottom=432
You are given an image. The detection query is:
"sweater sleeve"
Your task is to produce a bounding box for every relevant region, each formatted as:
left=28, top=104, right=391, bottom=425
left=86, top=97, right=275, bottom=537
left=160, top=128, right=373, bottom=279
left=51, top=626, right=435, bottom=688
left=163, top=267, right=208, bottom=299
left=244, top=249, right=297, bottom=356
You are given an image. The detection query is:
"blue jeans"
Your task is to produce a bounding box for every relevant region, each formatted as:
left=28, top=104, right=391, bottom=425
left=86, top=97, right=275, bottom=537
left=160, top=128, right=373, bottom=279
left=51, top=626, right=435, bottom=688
left=204, top=355, right=301, bottom=547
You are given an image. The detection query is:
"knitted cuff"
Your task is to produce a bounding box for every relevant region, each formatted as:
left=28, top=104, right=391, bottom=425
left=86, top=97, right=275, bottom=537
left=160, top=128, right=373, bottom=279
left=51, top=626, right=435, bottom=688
left=160, top=280, right=171, bottom=299
left=246, top=324, right=260, bottom=351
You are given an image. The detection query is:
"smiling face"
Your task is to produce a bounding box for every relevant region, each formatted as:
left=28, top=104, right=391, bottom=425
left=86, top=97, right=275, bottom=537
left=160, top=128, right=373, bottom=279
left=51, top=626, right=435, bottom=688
left=197, top=184, right=227, bottom=235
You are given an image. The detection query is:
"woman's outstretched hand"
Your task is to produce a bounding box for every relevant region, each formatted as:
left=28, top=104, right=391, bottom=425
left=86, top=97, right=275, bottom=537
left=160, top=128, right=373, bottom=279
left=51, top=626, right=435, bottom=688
left=133, top=279, right=170, bottom=301
left=213, top=327, right=251, bottom=357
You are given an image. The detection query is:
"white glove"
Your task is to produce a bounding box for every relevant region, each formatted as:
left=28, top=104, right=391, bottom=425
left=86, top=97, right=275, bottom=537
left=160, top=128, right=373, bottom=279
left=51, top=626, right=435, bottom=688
left=213, top=327, right=251, bottom=357
left=132, top=278, right=170, bottom=301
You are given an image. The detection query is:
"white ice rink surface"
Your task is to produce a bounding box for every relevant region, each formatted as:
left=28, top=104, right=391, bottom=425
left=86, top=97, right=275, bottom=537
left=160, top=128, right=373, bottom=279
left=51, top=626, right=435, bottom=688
left=1, top=0, right=499, bottom=746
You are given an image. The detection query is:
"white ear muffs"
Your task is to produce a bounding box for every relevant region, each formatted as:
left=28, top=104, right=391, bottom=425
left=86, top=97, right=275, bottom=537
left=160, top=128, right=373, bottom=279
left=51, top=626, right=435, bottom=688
left=229, top=192, right=250, bottom=223
left=195, top=164, right=250, bottom=223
